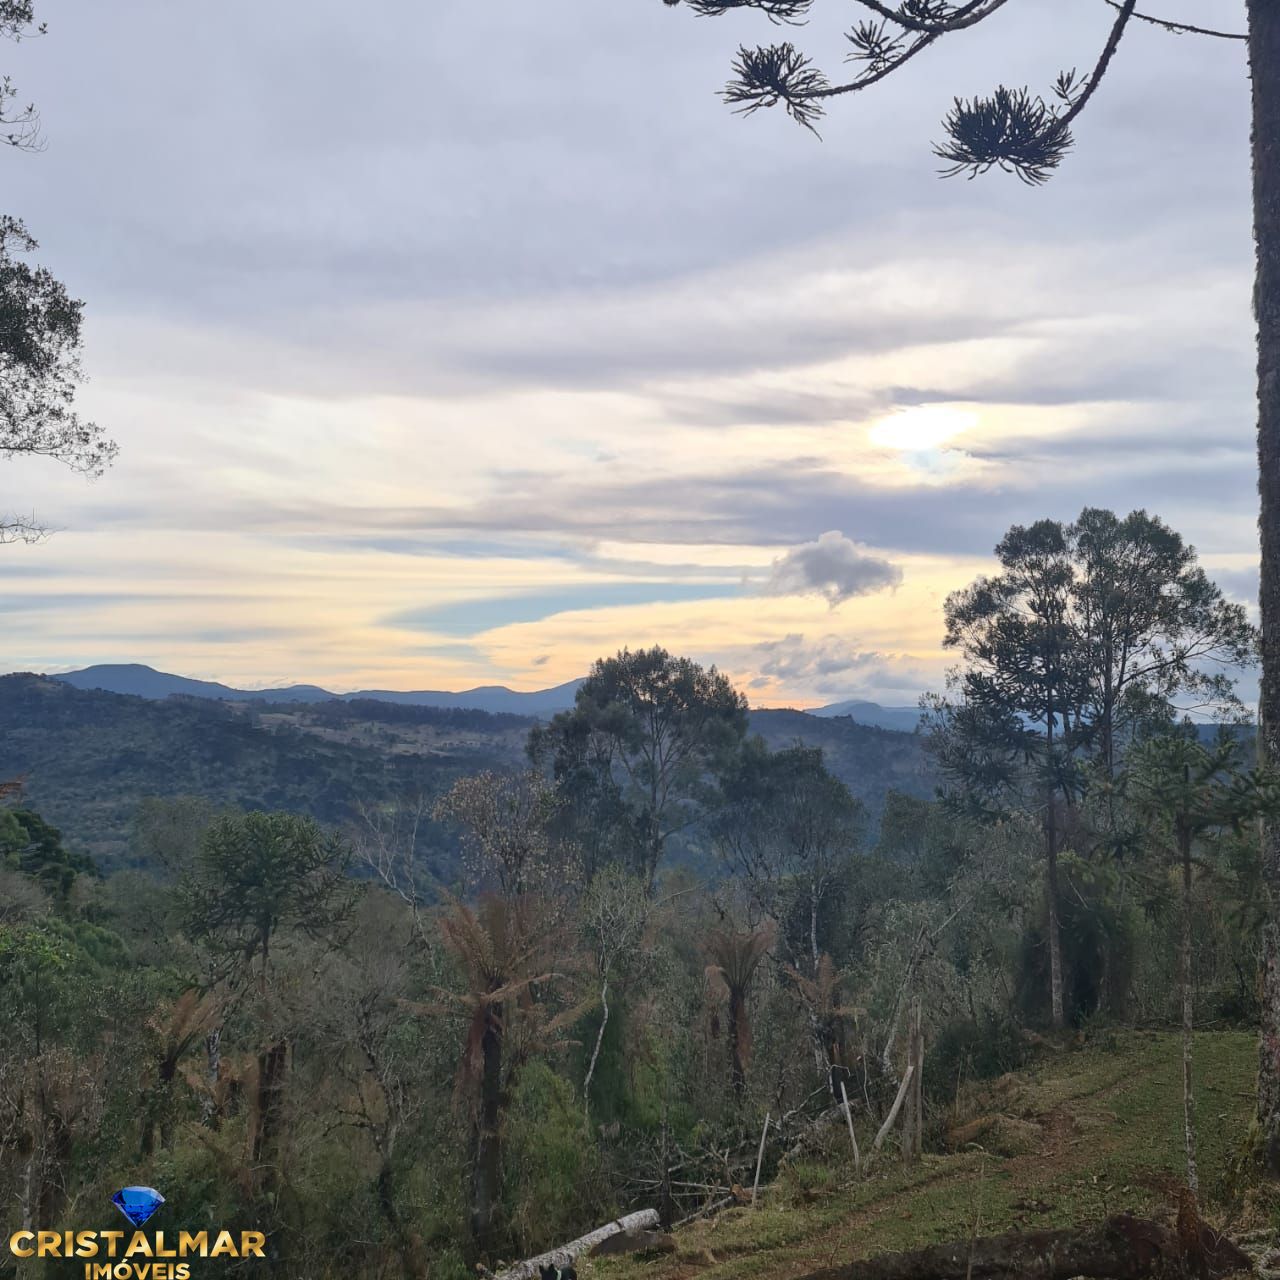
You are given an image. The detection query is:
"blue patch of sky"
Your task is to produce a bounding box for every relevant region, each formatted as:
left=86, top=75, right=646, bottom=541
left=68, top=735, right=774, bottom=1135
left=297, top=535, right=583, bottom=561
left=387, top=582, right=742, bottom=635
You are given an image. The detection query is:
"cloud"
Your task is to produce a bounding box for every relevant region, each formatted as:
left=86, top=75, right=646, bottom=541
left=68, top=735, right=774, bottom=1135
left=756, top=634, right=885, bottom=682
left=752, top=633, right=927, bottom=696
left=761, top=532, right=903, bottom=607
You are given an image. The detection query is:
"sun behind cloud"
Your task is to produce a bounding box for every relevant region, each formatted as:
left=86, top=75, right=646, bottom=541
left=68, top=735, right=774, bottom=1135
left=869, top=405, right=978, bottom=452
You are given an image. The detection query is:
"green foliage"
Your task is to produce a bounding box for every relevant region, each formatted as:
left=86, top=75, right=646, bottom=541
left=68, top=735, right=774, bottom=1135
left=504, top=1062, right=611, bottom=1254
left=0, top=804, right=94, bottom=897
left=532, top=646, right=749, bottom=884
left=924, top=1011, right=1026, bottom=1099
left=0, top=675, right=525, bottom=871
left=181, top=810, right=354, bottom=977
left=0, top=213, right=115, bottom=541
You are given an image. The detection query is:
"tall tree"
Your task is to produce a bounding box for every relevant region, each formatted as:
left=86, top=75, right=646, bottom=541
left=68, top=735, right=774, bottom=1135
left=661, top=0, right=1280, bottom=1167
left=936, top=518, right=1084, bottom=1029
left=1071, top=509, right=1254, bottom=775
left=1128, top=733, right=1280, bottom=1197
left=930, top=511, right=1253, bottom=1027
left=532, top=647, right=749, bottom=888
left=1, top=8, right=114, bottom=541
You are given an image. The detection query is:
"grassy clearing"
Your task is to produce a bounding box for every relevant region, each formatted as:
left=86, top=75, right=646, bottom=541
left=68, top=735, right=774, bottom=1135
left=589, top=1030, right=1258, bottom=1280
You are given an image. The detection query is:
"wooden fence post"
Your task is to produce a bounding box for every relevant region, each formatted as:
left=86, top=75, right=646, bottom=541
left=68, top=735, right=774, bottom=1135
left=839, top=1079, right=861, bottom=1176
left=751, top=1111, right=770, bottom=1207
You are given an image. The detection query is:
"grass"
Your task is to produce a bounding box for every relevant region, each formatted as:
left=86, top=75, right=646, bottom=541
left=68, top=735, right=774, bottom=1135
left=588, top=1030, right=1259, bottom=1280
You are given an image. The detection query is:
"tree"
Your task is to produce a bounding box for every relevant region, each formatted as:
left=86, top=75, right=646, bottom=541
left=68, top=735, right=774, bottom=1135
left=427, top=893, right=589, bottom=1256
left=180, top=811, right=353, bottom=1184
left=715, top=739, right=865, bottom=974
left=1127, top=733, right=1280, bottom=1196
left=931, top=511, right=1253, bottom=1028
left=0, top=2, right=42, bottom=153
left=661, top=0, right=1280, bottom=1171
left=934, top=518, right=1085, bottom=1029
left=434, top=769, right=572, bottom=898
left=578, top=864, right=651, bottom=1122
left=705, top=921, right=774, bottom=1102
left=1071, top=509, right=1255, bottom=775
left=532, top=647, right=749, bottom=888
left=1, top=12, right=115, bottom=541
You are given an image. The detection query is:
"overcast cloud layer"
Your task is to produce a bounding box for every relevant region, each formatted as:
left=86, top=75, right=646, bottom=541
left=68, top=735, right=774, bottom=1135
left=0, top=0, right=1262, bottom=707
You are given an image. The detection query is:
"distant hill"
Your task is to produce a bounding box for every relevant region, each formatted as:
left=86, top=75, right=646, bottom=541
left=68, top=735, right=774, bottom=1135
left=812, top=699, right=923, bottom=733
left=52, top=663, right=584, bottom=717
left=0, top=675, right=530, bottom=870
left=749, top=708, right=934, bottom=823
left=2, top=674, right=936, bottom=872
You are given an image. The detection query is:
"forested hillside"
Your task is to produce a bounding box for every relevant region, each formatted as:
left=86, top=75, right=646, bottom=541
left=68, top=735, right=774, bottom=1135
left=0, top=676, right=529, bottom=870
left=0, top=675, right=933, bottom=871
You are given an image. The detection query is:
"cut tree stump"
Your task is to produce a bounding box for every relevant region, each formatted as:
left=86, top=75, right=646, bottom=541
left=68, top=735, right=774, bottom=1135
left=795, top=1213, right=1253, bottom=1280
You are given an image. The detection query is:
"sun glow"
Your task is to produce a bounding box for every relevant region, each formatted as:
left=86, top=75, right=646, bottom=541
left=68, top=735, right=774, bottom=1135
left=868, top=405, right=978, bottom=452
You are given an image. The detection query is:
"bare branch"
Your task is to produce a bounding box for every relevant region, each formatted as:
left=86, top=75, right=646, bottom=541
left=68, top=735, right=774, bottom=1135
left=0, top=512, right=46, bottom=543
left=1103, top=0, right=1244, bottom=41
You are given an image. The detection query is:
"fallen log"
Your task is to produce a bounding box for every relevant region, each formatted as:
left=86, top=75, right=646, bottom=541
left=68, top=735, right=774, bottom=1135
left=491, top=1209, right=660, bottom=1280
left=795, top=1213, right=1252, bottom=1280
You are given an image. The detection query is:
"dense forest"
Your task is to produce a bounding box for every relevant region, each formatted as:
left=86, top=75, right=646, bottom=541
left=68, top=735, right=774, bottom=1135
left=1, top=508, right=1273, bottom=1279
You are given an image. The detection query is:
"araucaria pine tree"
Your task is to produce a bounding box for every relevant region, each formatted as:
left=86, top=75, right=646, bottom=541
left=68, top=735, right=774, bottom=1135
left=661, top=0, right=1280, bottom=1166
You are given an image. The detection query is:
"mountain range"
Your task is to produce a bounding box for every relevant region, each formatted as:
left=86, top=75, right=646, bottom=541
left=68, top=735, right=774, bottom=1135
left=46, top=664, right=924, bottom=731
left=52, top=663, right=586, bottom=716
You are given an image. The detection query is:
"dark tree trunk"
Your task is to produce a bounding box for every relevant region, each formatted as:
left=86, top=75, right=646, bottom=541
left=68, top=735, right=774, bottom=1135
left=728, top=991, right=747, bottom=1102
left=377, top=1159, right=428, bottom=1280
left=470, top=1005, right=504, bottom=1255
left=1045, top=713, right=1065, bottom=1030
left=251, top=1038, right=289, bottom=1189
left=1179, top=813, right=1198, bottom=1195
left=1251, top=0, right=1280, bottom=1176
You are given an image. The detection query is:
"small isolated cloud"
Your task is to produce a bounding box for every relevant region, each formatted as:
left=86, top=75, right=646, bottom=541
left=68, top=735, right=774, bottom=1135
left=762, top=531, right=903, bottom=607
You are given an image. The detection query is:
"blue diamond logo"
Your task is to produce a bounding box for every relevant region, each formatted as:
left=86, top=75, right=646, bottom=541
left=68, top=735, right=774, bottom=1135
left=111, top=1187, right=164, bottom=1227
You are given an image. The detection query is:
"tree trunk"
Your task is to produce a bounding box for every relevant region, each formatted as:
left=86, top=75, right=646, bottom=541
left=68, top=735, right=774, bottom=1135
left=377, top=1158, right=428, bottom=1280
left=491, top=1209, right=660, bottom=1280
left=796, top=1214, right=1250, bottom=1280
left=810, top=883, right=820, bottom=975
left=203, top=1027, right=222, bottom=1127
left=1180, top=816, right=1198, bottom=1195
left=1045, top=718, right=1065, bottom=1030
left=583, top=976, right=609, bottom=1125
left=1252, top=0, right=1280, bottom=1177
left=471, top=1005, right=504, bottom=1255
left=251, top=1038, right=289, bottom=1190
left=728, top=991, right=747, bottom=1102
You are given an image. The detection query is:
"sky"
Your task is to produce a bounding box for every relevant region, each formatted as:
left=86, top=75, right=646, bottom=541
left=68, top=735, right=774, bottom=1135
left=0, top=0, right=1262, bottom=707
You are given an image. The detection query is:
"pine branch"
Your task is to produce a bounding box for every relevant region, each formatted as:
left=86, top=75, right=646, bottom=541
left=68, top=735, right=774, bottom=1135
left=932, top=0, right=1136, bottom=183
